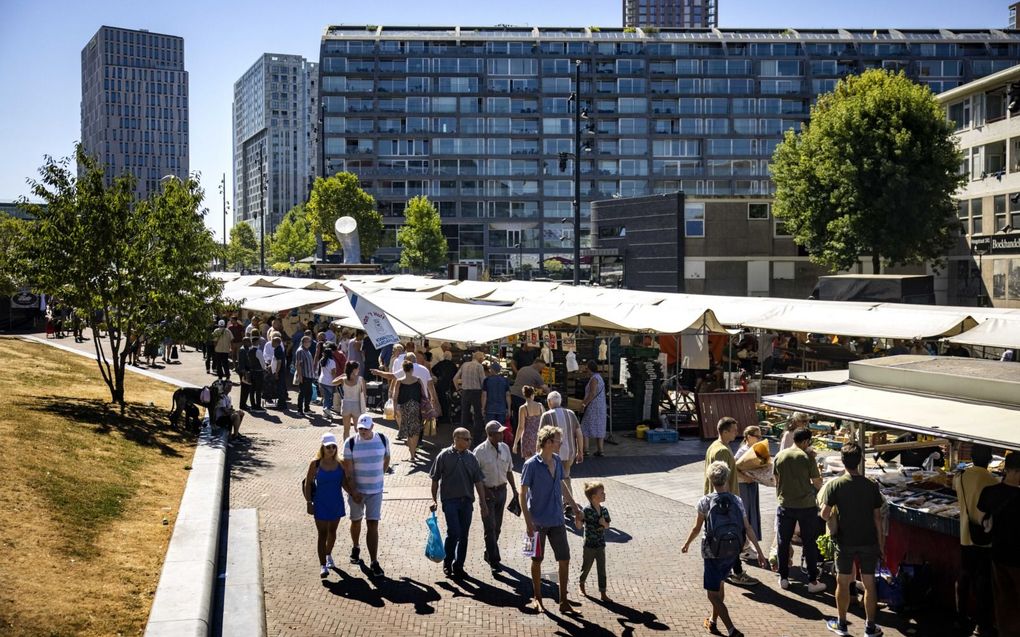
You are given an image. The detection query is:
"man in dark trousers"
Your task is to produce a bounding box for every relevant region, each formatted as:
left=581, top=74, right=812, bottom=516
left=430, top=428, right=488, bottom=578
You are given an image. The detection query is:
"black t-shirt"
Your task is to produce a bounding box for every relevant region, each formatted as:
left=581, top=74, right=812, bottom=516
left=431, top=359, right=457, bottom=391
left=361, top=337, right=380, bottom=371
left=977, top=482, right=1020, bottom=567
left=513, top=347, right=537, bottom=371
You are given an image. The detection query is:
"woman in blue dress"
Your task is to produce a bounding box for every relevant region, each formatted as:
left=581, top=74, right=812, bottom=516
left=581, top=360, right=608, bottom=457
left=303, top=432, right=350, bottom=578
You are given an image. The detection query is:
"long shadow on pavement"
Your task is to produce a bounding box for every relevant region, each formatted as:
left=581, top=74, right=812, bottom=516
left=322, top=570, right=441, bottom=615
left=226, top=432, right=277, bottom=479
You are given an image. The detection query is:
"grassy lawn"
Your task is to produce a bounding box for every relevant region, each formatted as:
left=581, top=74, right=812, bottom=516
left=0, top=338, right=196, bottom=637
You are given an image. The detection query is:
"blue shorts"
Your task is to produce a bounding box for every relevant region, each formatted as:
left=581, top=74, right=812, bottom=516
left=703, top=556, right=736, bottom=591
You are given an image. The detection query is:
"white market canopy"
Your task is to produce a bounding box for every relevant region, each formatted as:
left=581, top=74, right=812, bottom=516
left=946, top=317, right=1020, bottom=349
left=222, top=285, right=293, bottom=304
left=741, top=304, right=975, bottom=339
left=768, top=369, right=851, bottom=385
left=239, top=289, right=343, bottom=314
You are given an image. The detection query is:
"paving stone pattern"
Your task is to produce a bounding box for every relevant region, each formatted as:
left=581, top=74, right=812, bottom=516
left=48, top=332, right=950, bottom=636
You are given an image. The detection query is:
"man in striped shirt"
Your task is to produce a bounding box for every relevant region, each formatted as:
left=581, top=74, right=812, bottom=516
left=293, top=335, right=315, bottom=416
left=341, top=414, right=391, bottom=577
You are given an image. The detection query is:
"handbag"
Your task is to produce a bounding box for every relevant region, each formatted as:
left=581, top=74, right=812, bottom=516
left=960, top=475, right=992, bottom=545
left=170, top=345, right=179, bottom=360
left=419, top=380, right=438, bottom=420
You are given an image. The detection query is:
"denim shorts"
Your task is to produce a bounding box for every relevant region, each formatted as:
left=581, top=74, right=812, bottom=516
left=703, top=556, right=736, bottom=591
left=348, top=492, right=383, bottom=521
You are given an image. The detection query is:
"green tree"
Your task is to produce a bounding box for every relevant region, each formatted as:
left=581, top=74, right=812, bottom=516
left=226, top=221, right=259, bottom=271
left=0, top=215, right=30, bottom=296
left=269, top=204, right=316, bottom=264
left=21, top=145, right=223, bottom=409
left=397, top=195, right=448, bottom=272
left=306, top=172, right=383, bottom=260
left=770, top=69, right=965, bottom=273
left=542, top=258, right=564, bottom=276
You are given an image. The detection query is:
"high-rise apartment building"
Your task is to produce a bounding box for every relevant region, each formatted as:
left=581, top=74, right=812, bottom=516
left=624, top=0, right=717, bottom=29
left=80, top=26, right=188, bottom=200
left=232, top=54, right=319, bottom=237
left=318, top=26, right=1020, bottom=274
left=1010, top=2, right=1020, bottom=29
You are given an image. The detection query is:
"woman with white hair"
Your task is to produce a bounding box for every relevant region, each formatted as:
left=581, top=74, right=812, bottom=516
left=539, top=390, right=584, bottom=501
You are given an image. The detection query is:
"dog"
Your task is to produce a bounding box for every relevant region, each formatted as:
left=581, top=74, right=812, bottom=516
left=169, top=381, right=225, bottom=433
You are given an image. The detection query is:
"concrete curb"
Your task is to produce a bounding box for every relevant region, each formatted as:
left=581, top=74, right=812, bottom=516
left=17, top=334, right=228, bottom=637
left=144, top=427, right=227, bottom=637
left=220, top=509, right=267, bottom=637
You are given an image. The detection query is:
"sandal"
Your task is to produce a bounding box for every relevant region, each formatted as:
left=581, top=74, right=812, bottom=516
left=704, top=618, right=720, bottom=635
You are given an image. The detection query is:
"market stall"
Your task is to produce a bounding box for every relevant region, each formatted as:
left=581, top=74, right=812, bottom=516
left=764, top=355, right=1020, bottom=607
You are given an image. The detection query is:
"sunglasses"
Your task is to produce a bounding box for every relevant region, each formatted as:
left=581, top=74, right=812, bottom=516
left=324, top=444, right=338, bottom=450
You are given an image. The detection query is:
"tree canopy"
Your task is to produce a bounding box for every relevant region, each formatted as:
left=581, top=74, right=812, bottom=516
left=0, top=215, right=30, bottom=296
left=770, top=69, right=965, bottom=273
left=306, top=172, right=383, bottom=260
left=226, top=221, right=259, bottom=271
left=20, top=144, right=223, bottom=407
left=269, top=204, right=316, bottom=264
left=397, top=195, right=448, bottom=272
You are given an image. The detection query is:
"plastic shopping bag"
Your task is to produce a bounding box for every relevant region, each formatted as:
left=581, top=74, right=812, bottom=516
left=521, top=531, right=540, bottom=559
left=425, top=512, right=445, bottom=563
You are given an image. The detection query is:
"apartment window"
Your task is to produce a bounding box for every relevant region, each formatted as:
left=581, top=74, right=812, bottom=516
left=774, top=217, right=792, bottom=237
left=685, top=203, right=705, bottom=238
left=618, top=98, right=648, bottom=114
left=972, top=198, right=984, bottom=235
left=748, top=203, right=770, bottom=220
left=995, top=194, right=1008, bottom=231
left=947, top=100, right=970, bottom=132
left=957, top=199, right=970, bottom=235
left=986, top=86, right=1007, bottom=122
left=1010, top=192, right=1020, bottom=228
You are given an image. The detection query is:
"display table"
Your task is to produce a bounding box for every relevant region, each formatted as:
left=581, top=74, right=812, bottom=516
left=883, top=515, right=959, bottom=607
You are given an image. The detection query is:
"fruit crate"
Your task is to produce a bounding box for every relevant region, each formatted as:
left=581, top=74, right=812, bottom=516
left=646, top=428, right=679, bottom=443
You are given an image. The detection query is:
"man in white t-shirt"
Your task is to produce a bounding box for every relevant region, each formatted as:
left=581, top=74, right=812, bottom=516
left=539, top=391, right=583, bottom=510
left=341, top=414, right=391, bottom=577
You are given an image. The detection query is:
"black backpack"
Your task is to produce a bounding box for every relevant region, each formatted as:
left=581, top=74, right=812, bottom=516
left=347, top=432, right=388, bottom=454
left=704, top=493, right=745, bottom=560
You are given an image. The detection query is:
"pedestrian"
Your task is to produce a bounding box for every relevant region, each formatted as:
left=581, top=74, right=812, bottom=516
left=953, top=444, right=999, bottom=635
left=512, top=385, right=543, bottom=460
left=580, top=360, right=608, bottom=457
left=304, top=432, right=351, bottom=579
left=473, top=420, right=517, bottom=577
left=317, top=342, right=337, bottom=419
left=204, top=318, right=217, bottom=374
left=481, top=361, right=511, bottom=429
left=977, top=451, right=1020, bottom=636
left=454, top=350, right=487, bottom=440
left=539, top=391, right=584, bottom=509
left=294, top=335, right=315, bottom=416
left=392, top=360, right=427, bottom=461
left=237, top=336, right=254, bottom=410
left=212, top=319, right=233, bottom=380
left=347, top=331, right=365, bottom=368
left=227, top=316, right=244, bottom=364
left=430, top=427, right=488, bottom=578
left=682, top=461, right=767, bottom=637
left=773, top=427, right=826, bottom=594
left=341, top=414, right=390, bottom=578
left=510, top=358, right=549, bottom=430
left=704, top=417, right=759, bottom=587
left=819, top=443, right=886, bottom=637
left=780, top=412, right=811, bottom=450
left=272, top=335, right=288, bottom=410
left=520, top=425, right=584, bottom=614
left=579, top=481, right=612, bottom=602
left=735, top=426, right=768, bottom=557
left=212, top=380, right=244, bottom=440
left=338, top=361, right=366, bottom=441
left=431, top=351, right=457, bottom=425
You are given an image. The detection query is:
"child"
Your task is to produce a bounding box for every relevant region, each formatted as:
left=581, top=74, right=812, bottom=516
left=579, top=481, right=612, bottom=601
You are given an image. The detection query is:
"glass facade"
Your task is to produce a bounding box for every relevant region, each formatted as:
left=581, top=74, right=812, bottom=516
left=319, top=26, right=1020, bottom=268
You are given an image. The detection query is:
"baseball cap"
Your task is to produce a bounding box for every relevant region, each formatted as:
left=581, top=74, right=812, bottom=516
left=321, top=432, right=339, bottom=447
left=218, top=319, right=226, bottom=327
left=489, top=362, right=502, bottom=373
left=357, top=414, right=375, bottom=430
left=485, top=420, right=508, bottom=435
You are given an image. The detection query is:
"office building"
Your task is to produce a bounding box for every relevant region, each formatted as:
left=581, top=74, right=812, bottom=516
left=1010, top=2, right=1020, bottom=29
left=624, top=0, right=717, bottom=29
left=938, top=65, right=1020, bottom=308
left=80, top=26, right=189, bottom=200
left=318, top=25, right=1020, bottom=276
left=232, top=54, right=319, bottom=237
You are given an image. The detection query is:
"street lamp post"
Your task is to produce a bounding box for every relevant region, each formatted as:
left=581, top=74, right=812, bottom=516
left=572, top=59, right=582, bottom=286
left=259, top=146, right=266, bottom=274
left=514, top=241, right=524, bottom=280
left=218, top=173, right=228, bottom=271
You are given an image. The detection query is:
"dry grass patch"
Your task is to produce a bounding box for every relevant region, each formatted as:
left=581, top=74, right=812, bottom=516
left=0, top=337, right=196, bottom=637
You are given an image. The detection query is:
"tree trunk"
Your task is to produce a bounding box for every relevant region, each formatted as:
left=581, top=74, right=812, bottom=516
left=872, top=253, right=881, bottom=274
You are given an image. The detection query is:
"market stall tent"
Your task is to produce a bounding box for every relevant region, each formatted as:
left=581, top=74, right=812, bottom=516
left=239, top=289, right=343, bottom=314
left=945, top=316, right=1020, bottom=349
left=741, top=304, right=975, bottom=339
left=221, top=285, right=293, bottom=304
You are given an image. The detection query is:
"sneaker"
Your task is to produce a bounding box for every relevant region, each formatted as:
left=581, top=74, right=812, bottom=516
left=807, top=580, right=827, bottom=594
left=325, top=555, right=335, bottom=570
left=726, top=572, right=759, bottom=587
left=320, top=565, right=329, bottom=578
left=779, top=577, right=791, bottom=590
left=370, top=561, right=384, bottom=577
left=350, top=546, right=361, bottom=564
left=739, top=548, right=757, bottom=562
left=825, top=619, right=849, bottom=636
left=864, top=625, right=884, bottom=637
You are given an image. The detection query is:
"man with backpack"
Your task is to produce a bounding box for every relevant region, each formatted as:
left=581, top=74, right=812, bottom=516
left=683, top=460, right=766, bottom=637
left=341, top=414, right=390, bottom=578
left=704, top=417, right=759, bottom=587
left=819, top=443, right=885, bottom=637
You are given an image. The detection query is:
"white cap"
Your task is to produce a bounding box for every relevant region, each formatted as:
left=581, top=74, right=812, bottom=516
left=321, top=432, right=339, bottom=447
left=357, top=414, right=375, bottom=430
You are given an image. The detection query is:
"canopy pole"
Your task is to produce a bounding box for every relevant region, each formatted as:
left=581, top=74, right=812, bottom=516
left=857, top=420, right=867, bottom=474
left=674, top=332, right=681, bottom=431
left=727, top=335, right=733, bottom=390
left=607, top=335, right=615, bottom=443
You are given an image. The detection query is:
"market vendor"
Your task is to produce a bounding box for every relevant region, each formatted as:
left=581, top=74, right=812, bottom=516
left=879, top=432, right=945, bottom=468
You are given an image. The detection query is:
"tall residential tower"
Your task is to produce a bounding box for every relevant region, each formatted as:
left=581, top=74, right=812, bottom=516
left=80, top=26, right=189, bottom=199
left=232, top=53, right=319, bottom=237
left=623, top=0, right=718, bottom=29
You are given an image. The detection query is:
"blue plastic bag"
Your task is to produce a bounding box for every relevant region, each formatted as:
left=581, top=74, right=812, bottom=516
left=425, top=512, right=445, bottom=563
left=312, top=383, right=319, bottom=401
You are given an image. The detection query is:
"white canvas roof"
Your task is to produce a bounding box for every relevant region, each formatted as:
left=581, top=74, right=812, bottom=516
left=210, top=271, right=241, bottom=282
left=239, top=289, right=343, bottom=314
left=764, top=384, right=1020, bottom=450
left=768, top=369, right=851, bottom=385
left=251, top=276, right=332, bottom=290
left=222, top=285, right=293, bottom=304
left=223, top=274, right=269, bottom=289
left=425, top=306, right=584, bottom=345
left=741, top=304, right=975, bottom=339
left=947, top=317, right=1020, bottom=349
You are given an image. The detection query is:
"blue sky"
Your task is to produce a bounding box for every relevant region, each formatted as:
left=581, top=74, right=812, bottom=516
left=0, top=0, right=1011, bottom=239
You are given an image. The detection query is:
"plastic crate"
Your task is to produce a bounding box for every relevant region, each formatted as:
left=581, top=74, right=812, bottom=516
left=646, top=428, right=679, bottom=443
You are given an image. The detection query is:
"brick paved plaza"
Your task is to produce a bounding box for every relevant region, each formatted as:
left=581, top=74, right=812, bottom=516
left=44, top=333, right=957, bottom=636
